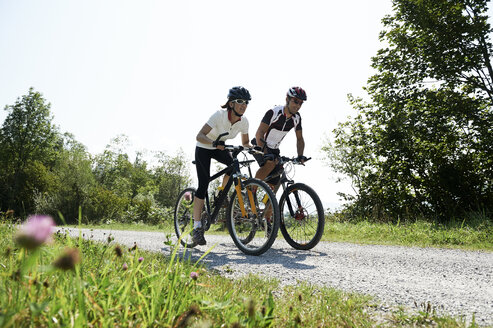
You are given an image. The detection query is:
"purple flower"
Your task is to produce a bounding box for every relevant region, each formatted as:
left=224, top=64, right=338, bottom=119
left=15, top=215, right=55, bottom=249
left=190, top=271, right=199, bottom=280
left=138, top=257, right=144, bottom=263
left=122, top=263, right=128, bottom=271
left=184, top=192, right=192, bottom=201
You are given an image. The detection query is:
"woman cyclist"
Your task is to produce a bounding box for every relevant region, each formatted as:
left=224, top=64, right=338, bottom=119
left=192, top=86, right=252, bottom=245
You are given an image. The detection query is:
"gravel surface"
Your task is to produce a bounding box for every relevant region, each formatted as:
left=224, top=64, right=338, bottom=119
left=59, top=227, right=493, bottom=326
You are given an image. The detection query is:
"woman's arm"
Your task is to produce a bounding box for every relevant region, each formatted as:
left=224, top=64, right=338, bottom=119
left=242, top=133, right=252, bottom=148
left=196, top=124, right=213, bottom=145
left=197, top=123, right=225, bottom=150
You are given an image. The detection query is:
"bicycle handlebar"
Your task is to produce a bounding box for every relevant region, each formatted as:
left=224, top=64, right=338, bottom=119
left=279, top=156, right=312, bottom=165
left=223, top=144, right=264, bottom=155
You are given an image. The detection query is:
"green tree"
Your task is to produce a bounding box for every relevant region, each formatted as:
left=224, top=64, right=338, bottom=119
left=92, top=135, right=155, bottom=200
left=0, top=88, right=61, bottom=216
left=153, top=149, right=191, bottom=208
left=324, top=0, right=493, bottom=221
left=34, top=133, right=96, bottom=223
left=90, top=136, right=191, bottom=224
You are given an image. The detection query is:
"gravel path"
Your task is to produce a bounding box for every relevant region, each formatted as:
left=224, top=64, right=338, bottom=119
left=59, top=228, right=493, bottom=326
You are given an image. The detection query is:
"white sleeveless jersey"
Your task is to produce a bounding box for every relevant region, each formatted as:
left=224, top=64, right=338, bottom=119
left=262, top=105, right=302, bottom=149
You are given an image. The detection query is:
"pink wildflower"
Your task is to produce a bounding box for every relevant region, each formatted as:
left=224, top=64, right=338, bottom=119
left=184, top=192, right=192, bottom=201
left=123, top=263, right=128, bottom=271
left=15, top=215, right=55, bottom=249
left=190, top=271, right=199, bottom=280
left=138, top=257, right=144, bottom=263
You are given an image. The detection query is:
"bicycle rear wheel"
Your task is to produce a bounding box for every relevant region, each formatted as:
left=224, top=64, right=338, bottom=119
left=226, top=178, right=279, bottom=256
left=279, top=183, right=325, bottom=250
left=174, top=187, right=197, bottom=248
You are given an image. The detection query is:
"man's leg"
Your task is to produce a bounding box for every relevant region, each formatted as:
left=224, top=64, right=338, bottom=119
left=254, top=160, right=278, bottom=234
left=255, top=160, right=277, bottom=181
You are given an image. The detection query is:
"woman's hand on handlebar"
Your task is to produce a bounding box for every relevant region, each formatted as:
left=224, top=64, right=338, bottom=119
left=212, top=140, right=226, bottom=150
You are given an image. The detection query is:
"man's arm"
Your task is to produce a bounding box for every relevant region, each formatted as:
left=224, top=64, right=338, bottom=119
left=255, top=122, right=269, bottom=150
left=296, top=129, right=305, bottom=157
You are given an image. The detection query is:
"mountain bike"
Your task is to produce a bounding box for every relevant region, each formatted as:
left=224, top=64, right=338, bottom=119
left=174, top=133, right=280, bottom=256
left=264, top=156, right=325, bottom=250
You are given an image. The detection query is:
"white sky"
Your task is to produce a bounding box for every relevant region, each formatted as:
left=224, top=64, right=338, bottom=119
left=0, top=0, right=394, bottom=210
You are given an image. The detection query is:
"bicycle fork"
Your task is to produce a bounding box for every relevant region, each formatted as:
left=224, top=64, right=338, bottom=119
left=234, top=177, right=258, bottom=217
left=285, top=188, right=304, bottom=220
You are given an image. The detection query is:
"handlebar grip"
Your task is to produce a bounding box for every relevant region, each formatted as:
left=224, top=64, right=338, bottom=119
left=212, top=132, right=229, bottom=147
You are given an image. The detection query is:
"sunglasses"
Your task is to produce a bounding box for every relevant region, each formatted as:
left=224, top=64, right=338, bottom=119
left=232, top=99, right=249, bottom=105
left=291, top=98, right=303, bottom=105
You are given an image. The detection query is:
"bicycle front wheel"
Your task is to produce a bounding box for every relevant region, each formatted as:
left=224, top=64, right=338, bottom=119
left=174, top=187, right=197, bottom=248
left=279, top=183, right=325, bottom=250
left=226, top=178, right=279, bottom=256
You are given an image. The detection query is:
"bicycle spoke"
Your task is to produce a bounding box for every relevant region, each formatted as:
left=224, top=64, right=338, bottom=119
left=280, top=183, right=324, bottom=250
left=174, top=188, right=198, bottom=247
left=226, top=179, right=279, bottom=256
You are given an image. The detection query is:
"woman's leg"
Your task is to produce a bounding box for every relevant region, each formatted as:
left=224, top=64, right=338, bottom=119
left=214, top=149, right=233, bottom=189
left=194, top=147, right=212, bottom=223
left=193, top=197, right=205, bottom=223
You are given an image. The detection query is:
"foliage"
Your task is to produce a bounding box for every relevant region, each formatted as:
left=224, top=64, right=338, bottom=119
left=324, top=0, right=493, bottom=222
left=34, top=133, right=96, bottom=223
left=90, top=135, right=191, bottom=223
left=0, top=88, right=61, bottom=216
left=0, top=89, right=191, bottom=224
left=153, top=150, right=191, bottom=208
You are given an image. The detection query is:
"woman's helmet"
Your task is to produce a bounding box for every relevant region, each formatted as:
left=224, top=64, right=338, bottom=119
left=287, top=87, right=307, bottom=101
left=228, top=86, right=251, bottom=100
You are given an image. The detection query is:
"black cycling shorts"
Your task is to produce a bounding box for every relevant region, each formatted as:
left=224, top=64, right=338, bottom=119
left=251, top=138, right=282, bottom=186
left=195, top=146, right=233, bottom=199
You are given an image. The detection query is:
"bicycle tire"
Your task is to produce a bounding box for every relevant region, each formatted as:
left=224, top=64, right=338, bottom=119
left=173, top=187, right=198, bottom=248
left=279, top=183, right=325, bottom=250
left=226, top=178, right=280, bottom=256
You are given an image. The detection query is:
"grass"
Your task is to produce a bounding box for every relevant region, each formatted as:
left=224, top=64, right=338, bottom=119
left=322, top=216, right=493, bottom=251
left=0, top=222, right=479, bottom=327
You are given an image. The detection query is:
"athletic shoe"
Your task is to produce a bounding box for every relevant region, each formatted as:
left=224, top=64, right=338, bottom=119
left=192, top=227, right=206, bottom=245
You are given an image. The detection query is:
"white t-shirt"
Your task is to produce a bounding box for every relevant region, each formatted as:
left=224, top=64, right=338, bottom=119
left=196, top=109, right=249, bottom=150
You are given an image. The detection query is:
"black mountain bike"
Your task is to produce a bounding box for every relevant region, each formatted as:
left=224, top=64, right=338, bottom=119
left=264, top=156, right=325, bottom=250
left=174, top=133, right=280, bottom=256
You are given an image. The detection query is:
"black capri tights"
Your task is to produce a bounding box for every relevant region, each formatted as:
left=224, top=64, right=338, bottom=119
left=195, top=146, right=233, bottom=199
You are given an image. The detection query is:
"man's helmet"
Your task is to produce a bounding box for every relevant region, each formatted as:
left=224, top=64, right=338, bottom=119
left=228, top=86, right=251, bottom=101
left=287, top=87, right=307, bottom=101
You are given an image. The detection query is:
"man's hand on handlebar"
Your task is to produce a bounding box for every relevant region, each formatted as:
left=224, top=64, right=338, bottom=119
left=295, top=155, right=309, bottom=165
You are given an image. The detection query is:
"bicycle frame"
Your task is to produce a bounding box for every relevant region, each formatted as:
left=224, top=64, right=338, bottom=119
left=174, top=133, right=281, bottom=255
left=261, top=156, right=310, bottom=217
left=202, top=150, right=258, bottom=231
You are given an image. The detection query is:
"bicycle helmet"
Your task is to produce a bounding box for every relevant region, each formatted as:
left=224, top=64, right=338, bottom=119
left=287, top=87, right=307, bottom=101
left=227, top=86, right=251, bottom=101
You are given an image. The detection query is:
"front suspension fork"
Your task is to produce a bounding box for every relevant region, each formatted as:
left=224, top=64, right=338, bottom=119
left=234, top=177, right=258, bottom=217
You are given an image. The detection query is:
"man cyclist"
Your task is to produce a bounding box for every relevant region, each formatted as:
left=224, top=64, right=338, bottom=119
left=252, top=86, right=308, bottom=189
